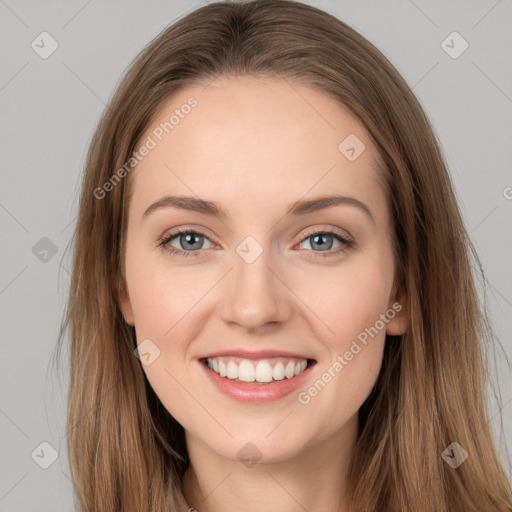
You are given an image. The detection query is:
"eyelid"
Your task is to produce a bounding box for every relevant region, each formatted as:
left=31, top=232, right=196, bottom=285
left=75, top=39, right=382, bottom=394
left=158, top=224, right=354, bottom=257
left=158, top=225, right=220, bottom=246
left=297, top=225, right=353, bottom=245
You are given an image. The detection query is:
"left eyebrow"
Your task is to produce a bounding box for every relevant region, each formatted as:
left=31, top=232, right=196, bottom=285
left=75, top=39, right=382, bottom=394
left=287, top=195, right=374, bottom=224
left=142, top=194, right=375, bottom=225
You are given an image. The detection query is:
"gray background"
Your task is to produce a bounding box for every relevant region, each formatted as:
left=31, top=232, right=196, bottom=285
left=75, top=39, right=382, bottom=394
left=1, top=0, right=511, bottom=510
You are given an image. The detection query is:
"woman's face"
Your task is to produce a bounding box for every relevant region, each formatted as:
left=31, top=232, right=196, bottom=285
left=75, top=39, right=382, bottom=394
left=119, top=75, right=408, bottom=464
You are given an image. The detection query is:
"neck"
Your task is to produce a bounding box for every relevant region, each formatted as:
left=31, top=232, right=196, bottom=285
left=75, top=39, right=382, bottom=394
left=180, top=413, right=358, bottom=512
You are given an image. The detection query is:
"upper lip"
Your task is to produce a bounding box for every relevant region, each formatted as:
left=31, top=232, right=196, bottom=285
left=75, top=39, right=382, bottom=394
left=199, top=349, right=315, bottom=360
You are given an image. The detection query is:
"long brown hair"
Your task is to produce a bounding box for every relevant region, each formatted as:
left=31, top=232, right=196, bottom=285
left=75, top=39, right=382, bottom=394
left=54, top=1, right=512, bottom=510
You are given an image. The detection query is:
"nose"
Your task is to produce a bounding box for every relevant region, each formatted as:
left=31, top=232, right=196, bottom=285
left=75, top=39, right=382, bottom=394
left=219, top=248, right=292, bottom=332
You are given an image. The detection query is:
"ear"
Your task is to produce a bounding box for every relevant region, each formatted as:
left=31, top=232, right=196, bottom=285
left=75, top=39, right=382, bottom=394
left=118, top=277, right=135, bottom=326
left=386, top=280, right=408, bottom=335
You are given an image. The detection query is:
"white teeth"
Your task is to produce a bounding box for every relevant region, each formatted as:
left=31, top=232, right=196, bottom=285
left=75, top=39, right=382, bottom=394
left=238, top=360, right=255, bottom=382
left=272, top=362, right=285, bottom=380
left=205, top=356, right=310, bottom=383
left=255, top=361, right=273, bottom=382
left=226, top=361, right=238, bottom=379
left=285, top=361, right=295, bottom=379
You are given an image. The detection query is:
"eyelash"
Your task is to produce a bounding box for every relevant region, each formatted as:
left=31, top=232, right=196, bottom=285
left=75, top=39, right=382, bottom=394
left=157, top=227, right=354, bottom=259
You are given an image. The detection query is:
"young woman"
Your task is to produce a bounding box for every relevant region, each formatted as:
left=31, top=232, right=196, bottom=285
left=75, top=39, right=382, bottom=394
left=56, top=1, right=512, bottom=510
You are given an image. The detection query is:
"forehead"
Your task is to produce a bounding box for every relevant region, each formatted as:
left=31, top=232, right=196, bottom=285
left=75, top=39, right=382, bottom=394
left=128, top=75, right=385, bottom=220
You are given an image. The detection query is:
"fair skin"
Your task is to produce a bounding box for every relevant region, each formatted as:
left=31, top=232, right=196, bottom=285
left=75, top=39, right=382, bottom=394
left=119, top=75, right=408, bottom=512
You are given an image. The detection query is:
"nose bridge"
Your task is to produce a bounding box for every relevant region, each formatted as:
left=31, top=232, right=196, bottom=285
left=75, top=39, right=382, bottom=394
left=220, top=236, right=291, bottom=329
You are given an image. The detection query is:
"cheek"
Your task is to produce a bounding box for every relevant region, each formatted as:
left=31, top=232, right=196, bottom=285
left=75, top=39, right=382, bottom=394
left=292, top=249, right=394, bottom=347
left=124, top=250, right=205, bottom=425
left=125, top=244, right=210, bottom=338
left=303, top=253, right=392, bottom=418
left=295, top=263, right=391, bottom=430
left=299, top=336, right=384, bottom=444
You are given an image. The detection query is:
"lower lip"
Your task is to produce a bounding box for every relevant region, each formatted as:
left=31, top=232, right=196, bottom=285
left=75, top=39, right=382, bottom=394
left=198, top=359, right=316, bottom=404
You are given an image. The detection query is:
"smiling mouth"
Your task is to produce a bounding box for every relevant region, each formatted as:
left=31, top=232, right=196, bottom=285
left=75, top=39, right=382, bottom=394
left=200, top=356, right=317, bottom=385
